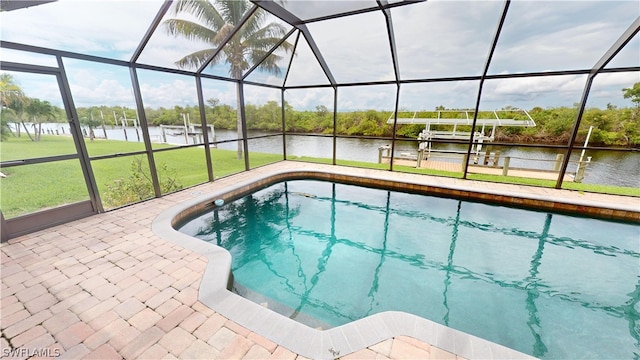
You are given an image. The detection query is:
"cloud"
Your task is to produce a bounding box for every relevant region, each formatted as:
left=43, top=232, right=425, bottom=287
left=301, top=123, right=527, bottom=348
left=337, top=84, right=397, bottom=111
left=489, top=1, right=639, bottom=74
left=479, top=71, right=639, bottom=109
left=63, top=59, right=137, bottom=107
left=392, top=1, right=504, bottom=79
left=587, top=72, right=640, bottom=107
left=244, top=84, right=291, bottom=107
left=10, top=72, right=62, bottom=105
left=201, top=80, right=237, bottom=107
left=71, top=76, right=135, bottom=108
left=399, top=81, right=480, bottom=111
left=137, top=75, right=199, bottom=108
left=285, top=88, right=334, bottom=110
left=285, top=36, right=331, bottom=87
left=307, top=11, right=396, bottom=83
left=1, top=0, right=164, bottom=60
left=481, top=75, right=588, bottom=108
left=1, top=0, right=637, bottom=112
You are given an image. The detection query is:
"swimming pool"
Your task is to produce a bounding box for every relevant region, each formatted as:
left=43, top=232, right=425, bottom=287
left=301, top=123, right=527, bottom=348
left=176, top=178, right=639, bottom=359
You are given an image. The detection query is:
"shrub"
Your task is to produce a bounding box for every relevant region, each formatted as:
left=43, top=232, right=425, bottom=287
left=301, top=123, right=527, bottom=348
left=103, top=156, right=182, bottom=208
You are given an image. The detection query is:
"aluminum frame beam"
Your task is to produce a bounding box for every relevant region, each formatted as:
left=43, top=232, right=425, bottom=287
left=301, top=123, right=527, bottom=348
left=462, top=0, right=511, bottom=179
left=252, top=0, right=336, bottom=86
left=131, top=0, right=174, bottom=63
left=555, top=16, right=640, bottom=188
left=196, top=5, right=259, bottom=74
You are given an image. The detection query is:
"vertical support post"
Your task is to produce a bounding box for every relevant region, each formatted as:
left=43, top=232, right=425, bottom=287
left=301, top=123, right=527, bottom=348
left=195, top=75, right=214, bottom=182
left=130, top=66, right=162, bottom=198
left=556, top=77, right=593, bottom=188
left=100, top=111, right=107, bottom=139
left=281, top=89, right=287, bottom=160
left=133, top=110, right=141, bottom=142
left=238, top=81, right=250, bottom=171
left=1, top=211, right=7, bottom=243
left=483, top=146, right=491, bottom=165
left=575, top=157, right=590, bottom=183
left=389, top=84, right=401, bottom=171
left=463, top=1, right=510, bottom=179
left=555, top=17, right=640, bottom=188
left=182, top=113, right=189, bottom=145
left=332, top=87, right=338, bottom=165
left=462, top=154, right=468, bottom=172
left=576, top=125, right=593, bottom=175
left=553, top=154, right=563, bottom=171
left=57, top=56, right=104, bottom=213
left=502, top=156, right=510, bottom=176
left=493, top=150, right=501, bottom=168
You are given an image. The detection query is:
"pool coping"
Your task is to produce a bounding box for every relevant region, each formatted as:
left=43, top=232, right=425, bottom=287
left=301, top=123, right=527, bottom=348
left=152, top=165, right=639, bottom=360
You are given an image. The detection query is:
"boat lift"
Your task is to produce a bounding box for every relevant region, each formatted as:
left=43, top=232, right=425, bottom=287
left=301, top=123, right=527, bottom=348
left=387, top=109, right=537, bottom=158
left=159, top=113, right=216, bottom=145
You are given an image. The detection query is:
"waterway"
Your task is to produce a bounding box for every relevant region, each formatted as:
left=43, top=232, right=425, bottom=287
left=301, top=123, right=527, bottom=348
left=216, top=130, right=639, bottom=188
left=34, top=123, right=640, bottom=188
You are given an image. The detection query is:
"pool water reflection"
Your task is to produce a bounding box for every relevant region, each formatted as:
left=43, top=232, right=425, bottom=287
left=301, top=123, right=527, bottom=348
left=178, top=180, right=640, bottom=359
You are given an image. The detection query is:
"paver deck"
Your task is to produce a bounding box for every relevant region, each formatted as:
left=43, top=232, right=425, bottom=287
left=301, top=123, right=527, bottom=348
left=2, top=161, right=638, bottom=359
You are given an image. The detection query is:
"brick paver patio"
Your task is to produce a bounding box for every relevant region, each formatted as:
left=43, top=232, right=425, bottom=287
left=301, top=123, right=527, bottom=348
left=1, top=163, right=472, bottom=359
left=3, top=162, right=637, bottom=359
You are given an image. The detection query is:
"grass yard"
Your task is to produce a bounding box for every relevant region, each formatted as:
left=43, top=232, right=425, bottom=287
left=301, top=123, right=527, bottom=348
left=0, top=136, right=282, bottom=217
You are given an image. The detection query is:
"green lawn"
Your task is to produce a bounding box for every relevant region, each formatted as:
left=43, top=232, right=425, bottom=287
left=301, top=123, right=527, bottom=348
left=1, top=135, right=637, bottom=218
left=0, top=136, right=282, bottom=217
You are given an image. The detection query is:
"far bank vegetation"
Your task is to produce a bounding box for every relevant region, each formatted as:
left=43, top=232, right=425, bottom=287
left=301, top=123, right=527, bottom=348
left=2, top=78, right=639, bottom=147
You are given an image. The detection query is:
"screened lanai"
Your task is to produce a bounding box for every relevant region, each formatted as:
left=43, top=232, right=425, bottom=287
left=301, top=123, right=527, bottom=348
left=0, top=0, right=638, bottom=240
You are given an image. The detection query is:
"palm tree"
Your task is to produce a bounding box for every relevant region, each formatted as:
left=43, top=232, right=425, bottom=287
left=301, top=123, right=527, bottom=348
left=25, top=98, right=56, bottom=141
left=0, top=105, right=15, bottom=141
left=0, top=73, right=27, bottom=140
left=0, top=73, right=26, bottom=108
left=164, top=0, right=292, bottom=159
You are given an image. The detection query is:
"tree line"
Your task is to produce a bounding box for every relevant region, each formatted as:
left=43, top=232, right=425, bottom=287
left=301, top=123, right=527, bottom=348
left=2, top=73, right=639, bottom=147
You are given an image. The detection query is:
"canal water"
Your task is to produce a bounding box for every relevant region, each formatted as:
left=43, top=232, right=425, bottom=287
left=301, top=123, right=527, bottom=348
left=217, top=130, right=639, bottom=188
left=35, top=123, right=640, bottom=188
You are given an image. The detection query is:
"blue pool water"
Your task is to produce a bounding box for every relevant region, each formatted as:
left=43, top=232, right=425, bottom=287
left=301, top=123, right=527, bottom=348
left=178, top=180, right=640, bottom=359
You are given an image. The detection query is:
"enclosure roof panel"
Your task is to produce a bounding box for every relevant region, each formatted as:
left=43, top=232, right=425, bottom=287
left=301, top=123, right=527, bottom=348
left=200, top=7, right=293, bottom=79
left=488, top=1, right=640, bottom=75
left=137, top=1, right=258, bottom=71
left=0, top=0, right=637, bottom=110
left=0, top=0, right=163, bottom=61
left=306, top=10, right=395, bottom=84
left=269, top=0, right=378, bottom=22
left=392, top=1, right=504, bottom=80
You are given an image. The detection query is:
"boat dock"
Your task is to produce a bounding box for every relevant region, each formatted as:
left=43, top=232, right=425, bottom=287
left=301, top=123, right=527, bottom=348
left=383, top=156, right=578, bottom=182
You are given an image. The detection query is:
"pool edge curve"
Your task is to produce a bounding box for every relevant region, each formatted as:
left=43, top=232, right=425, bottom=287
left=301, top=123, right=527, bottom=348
left=152, top=164, right=639, bottom=359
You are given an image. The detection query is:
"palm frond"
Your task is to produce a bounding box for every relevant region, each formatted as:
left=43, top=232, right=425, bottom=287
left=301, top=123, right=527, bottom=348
left=238, top=8, right=268, bottom=41
left=244, top=22, right=288, bottom=49
left=250, top=50, right=284, bottom=76
left=173, top=0, right=225, bottom=32
left=166, top=0, right=292, bottom=78
left=176, top=48, right=217, bottom=70
left=164, top=19, right=219, bottom=46
left=216, top=0, right=249, bottom=26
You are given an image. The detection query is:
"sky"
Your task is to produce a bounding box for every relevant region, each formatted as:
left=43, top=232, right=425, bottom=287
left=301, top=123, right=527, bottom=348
left=1, top=0, right=638, bottom=112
